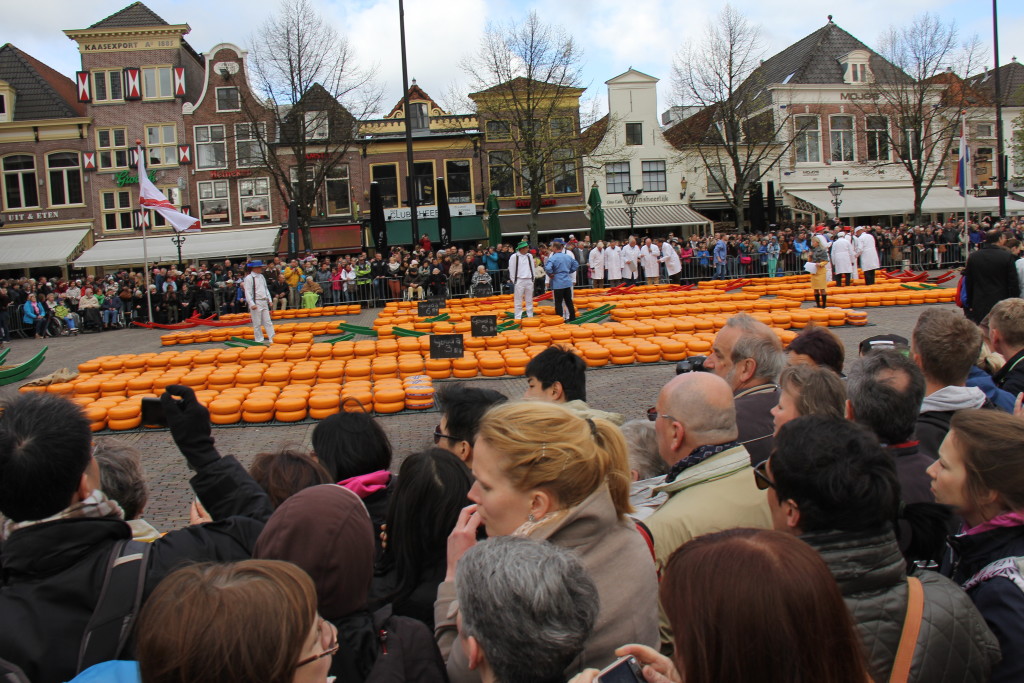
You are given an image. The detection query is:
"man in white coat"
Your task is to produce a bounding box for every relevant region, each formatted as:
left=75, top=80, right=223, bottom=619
left=589, top=242, right=606, bottom=289
left=853, top=226, right=880, bottom=285
left=508, top=240, right=536, bottom=319
left=639, top=238, right=661, bottom=284
left=660, top=238, right=683, bottom=284
left=243, top=260, right=275, bottom=344
left=605, top=240, right=623, bottom=287
left=830, top=230, right=856, bottom=287
left=621, top=237, right=640, bottom=284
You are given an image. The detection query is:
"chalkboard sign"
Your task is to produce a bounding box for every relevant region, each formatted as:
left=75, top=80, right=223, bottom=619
left=418, top=300, right=440, bottom=317
left=471, top=315, right=498, bottom=337
left=429, top=334, right=465, bottom=359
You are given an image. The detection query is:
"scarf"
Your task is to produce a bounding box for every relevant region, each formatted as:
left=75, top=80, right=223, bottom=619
left=1, top=489, right=124, bottom=541
left=665, top=441, right=740, bottom=484
left=961, top=510, right=1024, bottom=537
left=338, top=470, right=390, bottom=499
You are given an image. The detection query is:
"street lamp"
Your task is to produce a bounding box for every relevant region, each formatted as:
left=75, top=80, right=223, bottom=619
left=827, top=177, right=844, bottom=222
left=171, top=233, right=186, bottom=268
left=622, top=188, right=643, bottom=235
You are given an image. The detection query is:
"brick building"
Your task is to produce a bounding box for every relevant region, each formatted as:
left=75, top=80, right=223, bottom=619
left=0, top=44, right=94, bottom=278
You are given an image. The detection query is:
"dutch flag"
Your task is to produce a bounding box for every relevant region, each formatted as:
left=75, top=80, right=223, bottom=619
left=956, top=113, right=970, bottom=197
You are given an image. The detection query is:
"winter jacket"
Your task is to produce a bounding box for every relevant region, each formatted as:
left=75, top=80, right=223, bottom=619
left=916, top=386, right=987, bottom=457
left=993, top=348, right=1024, bottom=401
left=967, top=366, right=1016, bottom=413
left=734, top=384, right=778, bottom=466
left=436, top=485, right=659, bottom=683
left=0, top=456, right=271, bottom=683
left=805, top=528, right=1000, bottom=683
left=944, top=524, right=1024, bottom=683
left=964, top=245, right=1020, bottom=323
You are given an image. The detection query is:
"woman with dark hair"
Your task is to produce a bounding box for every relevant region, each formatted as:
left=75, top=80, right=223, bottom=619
left=573, top=528, right=870, bottom=683
left=371, top=448, right=473, bottom=627
left=930, top=409, right=1024, bottom=683
left=786, top=324, right=845, bottom=375
left=255, top=486, right=447, bottom=683
left=248, top=449, right=334, bottom=509
left=311, top=413, right=394, bottom=553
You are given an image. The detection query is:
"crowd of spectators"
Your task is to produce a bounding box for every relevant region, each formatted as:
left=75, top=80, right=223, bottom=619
left=5, top=296, right=1024, bottom=682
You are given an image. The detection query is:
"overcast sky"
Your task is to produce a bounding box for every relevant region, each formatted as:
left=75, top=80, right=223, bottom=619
left=8, top=0, right=1023, bottom=119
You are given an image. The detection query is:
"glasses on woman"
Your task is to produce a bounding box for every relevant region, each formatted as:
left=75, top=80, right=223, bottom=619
left=433, top=425, right=460, bottom=445
left=296, top=617, right=339, bottom=668
left=753, top=459, right=777, bottom=492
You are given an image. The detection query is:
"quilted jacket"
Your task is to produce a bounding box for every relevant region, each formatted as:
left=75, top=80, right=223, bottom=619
left=804, top=528, right=1000, bottom=683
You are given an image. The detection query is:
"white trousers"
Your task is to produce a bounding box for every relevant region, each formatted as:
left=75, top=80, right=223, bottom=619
left=249, top=304, right=275, bottom=343
left=513, top=279, right=534, bottom=318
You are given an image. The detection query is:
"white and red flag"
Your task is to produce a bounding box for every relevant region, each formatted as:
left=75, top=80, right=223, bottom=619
left=136, top=143, right=200, bottom=232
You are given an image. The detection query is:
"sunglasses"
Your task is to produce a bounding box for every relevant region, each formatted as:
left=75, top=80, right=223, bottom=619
left=433, top=425, right=460, bottom=445
left=753, top=460, right=776, bottom=492
left=646, top=407, right=678, bottom=423
left=295, top=617, right=339, bottom=668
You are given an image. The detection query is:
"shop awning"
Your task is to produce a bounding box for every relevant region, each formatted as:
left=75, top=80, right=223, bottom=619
left=0, top=227, right=92, bottom=270
left=499, top=210, right=589, bottom=236
left=786, top=186, right=1023, bottom=217
left=386, top=215, right=485, bottom=246
left=604, top=204, right=713, bottom=229
left=74, top=227, right=282, bottom=268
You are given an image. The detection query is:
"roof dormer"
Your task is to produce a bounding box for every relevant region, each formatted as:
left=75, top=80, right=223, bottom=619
left=0, top=80, right=13, bottom=123
left=840, top=49, right=872, bottom=85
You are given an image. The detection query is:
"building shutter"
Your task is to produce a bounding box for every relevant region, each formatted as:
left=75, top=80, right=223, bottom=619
left=82, top=151, right=97, bottom=171
left=137, top=209, right=149, bottom=230
left=173, top=67, right=186, bottom=97
left=124, top=67, right=141, bottom=100
left=76, top=71, right=91, bottom=102
left=178, top=144, right=192, bottom=164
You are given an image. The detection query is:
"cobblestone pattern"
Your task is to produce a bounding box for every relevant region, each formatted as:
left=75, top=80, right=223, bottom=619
left=0, top=301, right=953, bottom=529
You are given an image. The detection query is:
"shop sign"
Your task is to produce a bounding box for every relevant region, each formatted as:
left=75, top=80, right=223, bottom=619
left=515, top=198, right=557, bottom=208
left=210, top=170, right=253, bottom=179
left=3, top=210, right=61, bottom=223
left=114, top=170, right=158, bottom=187
left=384, top=203, right=475, bottom=221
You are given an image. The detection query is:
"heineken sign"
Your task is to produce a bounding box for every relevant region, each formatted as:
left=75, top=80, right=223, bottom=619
left=114, top=170, right=158, bottom=187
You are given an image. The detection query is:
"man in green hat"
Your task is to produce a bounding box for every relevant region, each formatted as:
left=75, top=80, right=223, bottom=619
left=508, top=240, right=535, bottom=319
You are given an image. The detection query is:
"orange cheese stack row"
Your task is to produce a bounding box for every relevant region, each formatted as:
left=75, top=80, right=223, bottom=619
left=160, top=320, right=347, bottom=346
left=214, top=304, right=361, bottom=324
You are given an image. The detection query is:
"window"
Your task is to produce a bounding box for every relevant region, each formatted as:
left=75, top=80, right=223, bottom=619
left=97, top=127, right=128, bottom=170
left=846, top=63, right=869, bottom=83
left=830, top=116, right=854, bottom=162
left=485, top=120, right=511, bottom=141
left=866, top=116, right=889, bottom=162
left=2, top=155, right=39, bottom=209
left=239, top=178, right=271, bottom=224
left=625, top=123, right=643, bottom=146
left=794, top=115, right=820, bottom=163
left=408, top=103, right=428, bottom=131
left=145, top=124, right=177, bottom=167
left=304, top=111, right=328, bottom=141
left=371, top=164, right=399, bottom=208
left=289, top=166, right=317, bottom=211
left=142, top=66, right=173, bottom=100
left=900, top=118, right=921, bottom=161
left=235, top=123, right=266, bottom=168
left=149, top=187, right=183, bottom=229
left=552, top=150, right=577, bottom=194
left=101, top=190, right=133, bottom=232
left=195, top=125, right=227, bottom=170
left=198, top=180, right=231, bottom=226
left=325, top=166, right=350, bottom=216
left=413, top=161, right=435, bottom=205
left=641, top=160, right=667, bottom=192
left=47, top=152, right=83, bottom=206
left=92, top=70, right=123, bottom=102
left=488, top=151, right=515, bottom=197
left=445, top=159, right=473, bottom=204
left=605, top=162, right=630, bottom=194
left=707, top=165, right=728, bottom=193
left=216, top=87, right=240, bottom=112
left=550, top=117, right=573, bottom=138
left=976, top=123, right=993, bottom=138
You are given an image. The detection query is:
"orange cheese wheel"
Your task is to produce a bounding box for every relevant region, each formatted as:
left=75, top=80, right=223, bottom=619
left=452, top=368, right=478, bottom=378
left=275, top=409, right=308, bottom=422
left=308, top=394, right=340, bottom=410
left=373, top=388, right=406, bottom=403
left=687, top=340, right=712, bottom=353
left=108, top=416, right=142, bottom=430
left=274, top=396, right=307, bottom=412
left=242, top=410, right=274, bottom=423
left=107, top=403, right=141, bottom=421
left=242, top=396, right=277, bottom=413
left=84, top=406, right=109, bottom=423
left=210, top=412, right=242, bottom=425
left=208, top=398, right=243, bottom=415
left=309, top=407, right=341, bottom=419
left=373, top=400, right=405, bottom=414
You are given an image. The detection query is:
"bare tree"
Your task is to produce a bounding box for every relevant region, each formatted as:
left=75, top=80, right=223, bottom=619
left=671, top=5, right=800, bottom=229
left=862, top=12, right=982, bottom=225
left=238, top=0, right=380, bottom=251
left=1012, top=111, right=1024, bottom=186
left=463, top=11, right=588, bottom=245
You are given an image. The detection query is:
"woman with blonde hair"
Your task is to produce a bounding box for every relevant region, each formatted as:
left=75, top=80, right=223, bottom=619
left=437, top=401, right=659, bottom=682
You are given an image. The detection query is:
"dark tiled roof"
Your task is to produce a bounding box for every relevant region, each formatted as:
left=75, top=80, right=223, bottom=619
left=386, top=82, right=444, bottom=118
left=469, top=76, right=584, bottom=98
left=0, top=44, right=84, bottom=120
left=89, top=2, right=168, bottom=29
left=967, top=61, right=1024, bottom=107
left=578, top=113, right=608, bottom=154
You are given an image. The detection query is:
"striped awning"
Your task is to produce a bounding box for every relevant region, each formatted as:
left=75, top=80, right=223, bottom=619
left=604, top=203, right=713, bottom=229
left=0, top=227, right=92, bottom=269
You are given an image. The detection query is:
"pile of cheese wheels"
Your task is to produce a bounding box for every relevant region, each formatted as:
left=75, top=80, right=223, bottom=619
left=215, top=304, right=361, bottom=323
left=160, top=320, right=347, bottom=346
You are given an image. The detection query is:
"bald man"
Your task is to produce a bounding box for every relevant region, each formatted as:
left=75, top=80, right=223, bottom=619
left=645, top=372, right=772, bottom=573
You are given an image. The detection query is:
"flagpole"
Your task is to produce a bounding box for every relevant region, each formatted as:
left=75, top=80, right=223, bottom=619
left=136, top=141, right=153, bottom=321
left=959, top=113, right=969, bottom=259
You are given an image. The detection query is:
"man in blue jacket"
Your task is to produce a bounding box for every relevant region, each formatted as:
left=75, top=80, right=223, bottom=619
left=713, top=235, right=727, bottom=278
left=544, top=238, right=579, bottom=321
